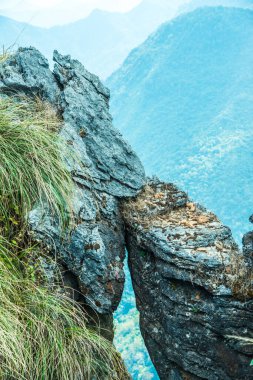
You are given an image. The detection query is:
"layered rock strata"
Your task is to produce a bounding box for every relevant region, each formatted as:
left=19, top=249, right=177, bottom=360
left=1, top=48, right=252, bottom=379
left=123, top=180, right=253, bottom=380
left=0, top=47, right=145, bottom=333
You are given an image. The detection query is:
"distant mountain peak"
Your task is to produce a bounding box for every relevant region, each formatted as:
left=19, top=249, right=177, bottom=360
left=0, top=0, right=191, bottom=78
left=1, top=1, right=252, bottom=78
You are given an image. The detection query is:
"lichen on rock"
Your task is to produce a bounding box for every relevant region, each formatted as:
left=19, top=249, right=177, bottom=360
left=123, top=179, right=253, bottom=380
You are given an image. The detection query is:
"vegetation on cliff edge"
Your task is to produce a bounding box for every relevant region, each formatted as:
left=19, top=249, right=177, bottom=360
left=0, top=95, right=126, bottom=380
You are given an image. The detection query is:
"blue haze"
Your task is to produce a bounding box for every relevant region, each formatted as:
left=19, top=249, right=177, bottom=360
left=114, top=258, right=159, bottom=379
left=107, top=6, right=253, bottom=244
left=0, top=0, right=185, bottom=79
left=2, top=4, right=253, bottom=379
left=107, top=7, right=253, bottom=378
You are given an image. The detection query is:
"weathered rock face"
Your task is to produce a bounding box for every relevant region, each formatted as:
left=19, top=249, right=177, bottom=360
left=1, top=47, right=253, bottom=379
left=123, top=180, right=253, bottom=380
left=0, top=47, right=145, bottom=322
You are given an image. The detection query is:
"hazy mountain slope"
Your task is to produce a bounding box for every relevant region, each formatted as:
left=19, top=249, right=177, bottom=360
left=180, top=0, right=253, bottom=12
left=107, top=7, right=253, bottom=242
left=0, top=16, right=54, bottom=62
left=0, top=0, right=187, bottom=78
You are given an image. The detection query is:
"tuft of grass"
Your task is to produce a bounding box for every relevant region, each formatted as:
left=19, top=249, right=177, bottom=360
left=0, top=237, right=126, bottom=380
left=0, top=47, right=11, bottom=63
left=0, top=96, right=73, bottom=234
left=0, top=95, right=128, bottom=379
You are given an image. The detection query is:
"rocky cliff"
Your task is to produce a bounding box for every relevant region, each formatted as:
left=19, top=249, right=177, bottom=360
left=0, top=47, right=145, bottom=337
left=123, top=180, right=253, bottom=379
left=0, top=48, right=252, bottom=379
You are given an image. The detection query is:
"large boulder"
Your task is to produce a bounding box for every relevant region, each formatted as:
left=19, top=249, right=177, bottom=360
left=123, top=179, right=253, bottom=380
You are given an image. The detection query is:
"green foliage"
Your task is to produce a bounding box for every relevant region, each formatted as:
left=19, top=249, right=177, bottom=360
left=0, top=48, right=11, bottom=63
left=0, top=96, right=73, bottom=234
left=0, top=95, right=127, bottom=379
left=0, top=237, right=125, bottom=380
left=191, top=306, right=200, bottom=314
left=139, top=250, right=146, bottom=257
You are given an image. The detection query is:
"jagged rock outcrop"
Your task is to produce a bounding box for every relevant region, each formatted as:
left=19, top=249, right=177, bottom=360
left=1, top=48, right=253, bottom=379
left=123, top=180, right=253, bottom=380
left=0, top=47, right=145, bottom=331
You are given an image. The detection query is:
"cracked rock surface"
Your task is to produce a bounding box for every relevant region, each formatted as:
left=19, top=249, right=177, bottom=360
left=0, top=47, right=145, bottom=319
left=123, top=179, right=253, bottom=380
left=1, top=47, right=252, bottom=379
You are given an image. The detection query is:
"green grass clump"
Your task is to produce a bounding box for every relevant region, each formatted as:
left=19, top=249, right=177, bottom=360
left=0, top=48, right=11, bottom=63
left=0, top=237, right=125, bottom=380
left=0, top=96, right=73, bottom=233
left=0, top=95, right=127, bottom=379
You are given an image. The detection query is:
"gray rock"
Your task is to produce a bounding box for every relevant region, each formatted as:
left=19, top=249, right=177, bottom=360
left=1, top=47, right=252, bottom=379
left=53, top=50, right=145, bottom=197
left=29, top=191, right=126, bottom=313
left=0, top=47, right=145, bottom=317
left=123, top=179, right=253, bottom=380
left=0, top=47, right=59, bottom=102
left=243, top=231, right=253, bottom=267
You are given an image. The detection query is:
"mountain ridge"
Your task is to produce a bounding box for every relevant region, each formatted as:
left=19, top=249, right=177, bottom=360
left=0, top=0, right=186, bottom=78
left=107, top=6, right=253, bottom=242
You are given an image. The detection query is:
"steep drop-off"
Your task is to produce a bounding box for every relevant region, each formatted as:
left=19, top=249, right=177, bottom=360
left=123, top=180, right=253, bottom=379
left=0, top=47, right=145, bottom=335
left=0, top=48, right=252, bottom=379
left=107, top=6, right=253, bottom=242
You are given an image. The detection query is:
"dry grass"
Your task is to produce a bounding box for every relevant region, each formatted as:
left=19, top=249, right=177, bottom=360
left=0, top=48, right=11, bottom=64
left=121, top=182, right=188, bottom=228
left=122, top=182, right=253, bottom=299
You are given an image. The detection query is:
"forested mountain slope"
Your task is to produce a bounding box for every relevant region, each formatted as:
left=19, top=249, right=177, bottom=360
left=107, top=7, right=253, bottom=241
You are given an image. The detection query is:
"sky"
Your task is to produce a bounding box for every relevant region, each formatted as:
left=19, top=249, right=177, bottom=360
left=0, top=0, right=143, bottom=27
